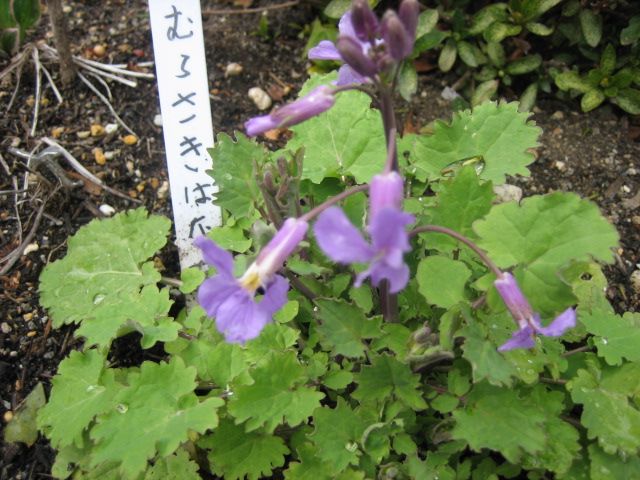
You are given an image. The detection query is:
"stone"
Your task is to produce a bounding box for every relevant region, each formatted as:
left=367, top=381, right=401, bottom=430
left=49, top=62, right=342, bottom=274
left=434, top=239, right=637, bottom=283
left=248, top=87, right=272, bottom=111
left=493, top=184, right=523, bottom=203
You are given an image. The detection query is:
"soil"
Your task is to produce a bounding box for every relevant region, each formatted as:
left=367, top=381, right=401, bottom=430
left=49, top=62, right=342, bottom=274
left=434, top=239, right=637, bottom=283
left=0, top=0, right=638, bottom=478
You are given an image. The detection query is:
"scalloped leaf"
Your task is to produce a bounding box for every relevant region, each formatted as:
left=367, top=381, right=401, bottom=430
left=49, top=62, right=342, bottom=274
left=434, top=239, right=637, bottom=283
left=39, top=209, right=174, bottom=348
left=568, top=363, right=640, bottom=456
left=202, top=419, right=289, bottom=480
left=475, top=192, right=618, bottom=315
left=398, top=101, right=541, bottom=184
left=286, top=73, right=386, bottom=183
left=90, top=358, right=222, bottom=478
left=228, top=352, right=324, bottom=432
left=452, top=383, right=579, bottom=472
left=580, top=308, right=640, bottom=366
left=37, top=350, right=117, bottom=449
left=207, top=132, right=267, bottom=217
left=146, top=449, right=201, bottom=480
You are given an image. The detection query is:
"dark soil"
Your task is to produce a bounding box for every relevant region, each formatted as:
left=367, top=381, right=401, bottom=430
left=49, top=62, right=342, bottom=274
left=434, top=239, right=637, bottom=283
left=1, top=0, right=638, bottom=478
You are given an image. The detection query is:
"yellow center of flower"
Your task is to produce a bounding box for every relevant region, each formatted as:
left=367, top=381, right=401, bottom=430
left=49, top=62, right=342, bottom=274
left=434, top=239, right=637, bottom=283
left=238, top=266, right=261, bottom=293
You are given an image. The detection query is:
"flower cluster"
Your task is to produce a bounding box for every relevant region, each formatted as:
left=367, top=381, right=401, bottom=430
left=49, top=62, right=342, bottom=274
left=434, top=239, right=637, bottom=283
left=309, top=0, right=419, bottom=85
left=195, top=0, right=578, bottom=351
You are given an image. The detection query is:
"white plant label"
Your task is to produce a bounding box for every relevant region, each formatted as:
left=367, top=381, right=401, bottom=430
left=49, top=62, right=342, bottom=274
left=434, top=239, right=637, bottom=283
left=148, top=0, right=221, bottom=269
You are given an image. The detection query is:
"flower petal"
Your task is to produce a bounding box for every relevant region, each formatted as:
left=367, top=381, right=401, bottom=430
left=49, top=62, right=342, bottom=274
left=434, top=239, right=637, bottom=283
left=498, top=326, right=536, bottom=351
left=215, top=293, right=269, bottom=343
left=314, top=207, right=374, bottom=263
left=369, top=208, right=414, bottom=253
left=197, top=275, right=243, bottom=317
left=336, top=64, right=367, bottom=85
left=494, top=273, right=535, bottom=327
left=245, top=115, right=279, bottom=137
left=194, top=236, right=234, bottom=276
left=308, top=40, right=342, bottom=61
left=368, top=259, right=410, bottom=294
left=537, top=308, right=576, bottom=337
left=259, top=275, right=290, bottom=316
left=338, top=11, right=357, bottom=38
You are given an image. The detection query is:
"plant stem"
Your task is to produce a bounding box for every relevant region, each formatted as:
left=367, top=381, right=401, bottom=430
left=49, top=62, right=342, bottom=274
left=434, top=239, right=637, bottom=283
left=48, top=0, right=76, bottom=86
left=410, top=225, right=503, bottom=277
left=300, top=184, right=369, bottom=222
left=379, top=85, right=399, bottom=172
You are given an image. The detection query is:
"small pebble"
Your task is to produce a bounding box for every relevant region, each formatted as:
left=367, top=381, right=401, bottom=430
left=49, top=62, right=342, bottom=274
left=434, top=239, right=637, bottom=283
left=1, top=322, right=11, bottom=334
left=3, top=411, right=13, bottom=423
left=51, top=126, right=65, bottom=138
left=122, top=134, right=138, bottom=145
left=93, top=147, right=106, bottom=165
left=125, top=161, right=135, bottom=174
left=632, top=215, right=640, bottom=226
left=90, top=124, right=105, bottom=136
left=23, top=312, right=33, bottom=321
left=77, top=130, right=91, bottom=139
left=551, top=111, right=565, bottom=120
left=93, top=44, right=106, bottom=57
left=627, top=167, right=638, bottom=176
left=104, top=151, right=118, bottom=160
left=493, top=184, right=523, bottom=203
left=157, top=180, right=170, bottom=199
left=105, top=123, right=118, bottom=134
left=153, top=114, right=163, bottom=127
left=248, top=87, right=272, bottom=110
left=22, top=243, right=38, bottom=255
left=99, top=204, right=116, bottom=216
left=43, top=351, right=54, bottom=360
left=225, top=62, right=243, bottom=77
left=554, top=160, right=567, bottom=172
left=9, top=351, right=17, bottom=358
left=622, top=185, right=631, bottom=194
left=26, top=331, right=37, bottom=338
left=631, top=270, right=640, bottom=294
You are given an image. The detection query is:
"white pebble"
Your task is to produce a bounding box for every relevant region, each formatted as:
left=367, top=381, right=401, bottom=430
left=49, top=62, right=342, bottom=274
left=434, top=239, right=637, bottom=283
left=225, top=62, right=243, bottom=77
left=153, top=114, right=163, bottom=127
left=1, top=323, right=11, bottom=334
left=631, top=270, right=640, bottom=294
left=441, top=86, right=460, bottom=101
left=554, top=160, right=567, bottom=172
left=493, top=184, right=523, bottom=203
left=104, top=150, right=118, bottom=160
left=99, top=204, right=116, bottom=216
left=157, top=180, right=170, bottom=199
left=105, top=123, right=118, bottom=134
left=125, top=161, right=135, bottom=174
left=22, top=242, right=39, bottom=255
left=248, top=87, right=272, bottom=111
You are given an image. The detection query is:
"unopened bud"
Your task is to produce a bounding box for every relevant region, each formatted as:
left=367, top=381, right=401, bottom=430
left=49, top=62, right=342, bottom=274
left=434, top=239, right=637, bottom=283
left=399, top=0, right=420, bottom=43
left=263, top=170, right=276, bottom=192
left=277, top=156, right=288, bottom=177
left=336, top=35, right=378, bottom=78
left=351, top=0, right=379, bottom=41
left=381, top=11, right=413, bottom=61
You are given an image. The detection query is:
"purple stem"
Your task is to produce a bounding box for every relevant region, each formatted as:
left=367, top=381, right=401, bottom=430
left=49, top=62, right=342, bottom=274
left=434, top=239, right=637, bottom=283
left=300, top=184, right=369, bottom=222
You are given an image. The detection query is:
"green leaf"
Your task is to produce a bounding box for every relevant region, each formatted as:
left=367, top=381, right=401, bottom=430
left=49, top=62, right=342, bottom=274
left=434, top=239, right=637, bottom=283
left=519, top=83, right=538, bottom=112
left=416, top=9, right=439, bottom=37
left=311, top=399, right=367, bottom=473
left=146, top=449, right=201, bottom=480
left=613, top=88, right=640, bottom=115
left=398, top=62, right=418, bottom=101
left=460, top=322, right=517, bottom=386
left=580, top=309, right=640, bottom=365
left=469, top=4, right=508, bottom=35
left=506, top=54, right=542, bottom=75
left=353, top=354, right=427, bottom=410
left=13, top=0, right=39, bottom=29
left=525, top=21, right=554, bottom=36
left=452, top=383, right=579, bottom=472
left=179, top=267, right=205, bottom=294
left=589, top=444, right=640, bottom=479
left=208, top=224, right=252, bottom=253
left=620, top=16, right=640, bottom=46
left=244, top=322, right=300, bottom=363
left=285, top=442, right=335, bottom=479
left=324, top=369, right=354, bottom=390
left=207, top=132, right=266, bottom=217
left=4, top=383, right=46, bottom=446
left=458, top=41, right=481, bottom=68
left=484, top=22, right=521, bottom=43
left=38, top=350, right=117, bottom=449
left=472, top=80, right=499, bottom=106
left=417, top=256, right=471, bottom=309
left=486, top=41, right=505, bottom=67
left=228, top=352, right=324, bottom=432
left=315, top=299, right=382, bottom=358
left=568, top=364, right=640, bottom=455
left=422, top=166, right=494, bottom=251
left=287, top=73, right=386, bottom=183
left=475, top=192, right=618, bottom=314
left=438, top=41, right=457, bottom=72
left=370, top=323, right=412, bottom=358
left=554, top=70, right=594, bottom=93
left=579, top=9, right=602, bottom=47
left=399, top=101, right=541, bottom=184
left=202, top=419, right=289, bottom=480
left=90, top=358, right=223, bottom=478
left=600, top=44, right=616, bottom=76
left=581, top=89, right=605, bottom=112
left=39, top=209, right=173, bottom=348
left=0, top=0, right=17, bottom=29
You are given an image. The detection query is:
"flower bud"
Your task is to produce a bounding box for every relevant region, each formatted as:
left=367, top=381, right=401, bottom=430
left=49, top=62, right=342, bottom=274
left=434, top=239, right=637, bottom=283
left=351, top=0, right=379, bottom=41
left=369, top=171, right=404, bottom=219
left=381, top=10, right=413, bottom=61
left=494, top=273, right=535, bottom=328
left=399, top=0, right=420, bottom=43
left=336, top=35, right=378, bottom=78
left=256, top=218, right=309, bottom=280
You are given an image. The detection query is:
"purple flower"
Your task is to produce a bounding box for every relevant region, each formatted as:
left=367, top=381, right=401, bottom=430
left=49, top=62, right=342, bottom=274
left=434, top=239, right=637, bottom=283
left=494, top=273, right=576, bottom=351
left=245, top=86, right=335, bottom=137
left=313, top=171, right=414, bottom=293
left=195, top=218, right=308, bottom=343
